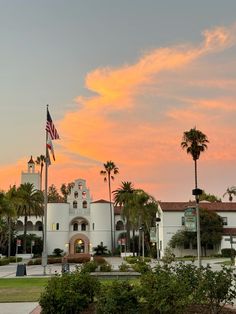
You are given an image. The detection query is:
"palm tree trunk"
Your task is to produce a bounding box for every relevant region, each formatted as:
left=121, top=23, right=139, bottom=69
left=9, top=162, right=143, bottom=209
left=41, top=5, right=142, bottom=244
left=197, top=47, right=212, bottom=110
left=126, top=220, right=131, bottom=251
left=194, top=159, right=201, bottom=267
left=23, top=215, right=27, bottom=254
left=132, top=229, right=135, bottom=256
left=7, top=217, right=11, bottom=257
left=108, top=175, right=114, bottom=254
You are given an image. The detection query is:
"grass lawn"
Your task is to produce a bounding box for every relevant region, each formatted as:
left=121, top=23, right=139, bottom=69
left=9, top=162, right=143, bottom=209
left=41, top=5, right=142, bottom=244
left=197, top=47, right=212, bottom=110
left=0, top=278, right=49, bottom=302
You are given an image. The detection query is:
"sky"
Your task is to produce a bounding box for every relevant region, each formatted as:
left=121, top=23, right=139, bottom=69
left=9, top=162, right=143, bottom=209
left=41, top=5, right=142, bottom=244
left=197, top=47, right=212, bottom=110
left=0, top=0, right=236, bottom=202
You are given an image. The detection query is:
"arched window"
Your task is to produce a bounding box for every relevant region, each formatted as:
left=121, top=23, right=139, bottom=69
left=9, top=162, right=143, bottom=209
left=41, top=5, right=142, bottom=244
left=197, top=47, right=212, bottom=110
left=73, top=223, right=78, bottom=231
left=78, top=183, right=82, bottom=190
left=35, top=221, right=43, bottom=231
left=82, top=201, right=87, bottom=208
left=56, top=223, right=59, bottom=230
left=16, top=220, right=24, bottom=231
left=116, top=220, right=124, bottom=230
left=74, top=191, right=78, bottom=198
left=73, top=201, right=77, bottom=209
left=81, top=223, right=86, bottom=231
left=26, top=221, right=34, bottom=231
left=82, top=191, right=86, bottom=199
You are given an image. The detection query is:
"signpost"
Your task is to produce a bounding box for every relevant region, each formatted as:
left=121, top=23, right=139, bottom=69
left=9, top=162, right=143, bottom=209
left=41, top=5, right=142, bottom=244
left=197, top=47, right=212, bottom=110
left=184, top=207, right=197, bottom=232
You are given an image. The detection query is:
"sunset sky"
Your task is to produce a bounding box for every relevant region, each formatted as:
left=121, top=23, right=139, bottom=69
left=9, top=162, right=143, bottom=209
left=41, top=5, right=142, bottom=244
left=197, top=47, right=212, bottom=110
left=0, top=1, right=236, bottom=202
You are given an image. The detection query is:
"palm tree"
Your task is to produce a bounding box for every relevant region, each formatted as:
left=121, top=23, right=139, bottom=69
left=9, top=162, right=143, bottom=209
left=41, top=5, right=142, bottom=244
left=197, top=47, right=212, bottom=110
left=223, top=186, right=236, bottom=202
left=5, top=186, right=18, bottom=257
left=129, top=189, right=159, bottom=256
left=113, top=181, right=135, bottom=251
left=35, top=155, right=46, bottom=190
left=100, top=161, right=119, bottom=253
left=181, top=127, right=209, bottom=266
left=16, top=183, right=44, bottom=253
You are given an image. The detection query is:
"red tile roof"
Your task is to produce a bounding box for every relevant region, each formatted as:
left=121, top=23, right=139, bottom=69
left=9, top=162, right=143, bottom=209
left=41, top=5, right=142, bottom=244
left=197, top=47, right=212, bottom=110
left=223, top=228, right=236, bottom=236
left=159, top=201, right=236, bottom=212
left=91, top=199, right=111, bottom=204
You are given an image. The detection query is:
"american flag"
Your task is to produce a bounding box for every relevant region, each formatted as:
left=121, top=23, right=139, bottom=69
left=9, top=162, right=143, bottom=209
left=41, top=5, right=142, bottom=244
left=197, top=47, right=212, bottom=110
left=46, top=109, right=60, bottom=140
left=47, top=135, right=55, bottom=160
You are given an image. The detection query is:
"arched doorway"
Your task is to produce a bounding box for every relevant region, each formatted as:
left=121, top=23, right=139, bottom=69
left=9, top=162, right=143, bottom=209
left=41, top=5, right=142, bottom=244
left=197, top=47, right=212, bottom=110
left=69, top=233, right=90, bottom=255
left=75, top=239, right=85, bottom=253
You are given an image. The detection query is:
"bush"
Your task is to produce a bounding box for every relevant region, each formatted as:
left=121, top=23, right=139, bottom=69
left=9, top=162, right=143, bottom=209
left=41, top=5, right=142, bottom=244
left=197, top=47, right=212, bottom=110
left=93, top=256, right=106, bottom=265
left=131, top=260, right=151, bottom=274
left=39, top=271, right=100, bottom=314
left=80, top=261, right=97, bottom=273
left=93, top=244, right=109, bottom=256
left=100, top=263, right=112, bottom=272
left=119, top=263, right=130, bottom=272
left=0, top=258, right=10, bottom=266
left=96, top=280, right=139, bottom=314
left=221, top=248, right=236, bottom=258
left=53, top=248, right=64, bottom=257
left=9, top=256, right=22, bottom=263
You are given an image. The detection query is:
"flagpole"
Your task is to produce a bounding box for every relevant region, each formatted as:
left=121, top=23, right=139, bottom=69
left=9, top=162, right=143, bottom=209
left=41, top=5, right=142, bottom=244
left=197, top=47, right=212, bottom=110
left=42, top=104, right=49, bottom=275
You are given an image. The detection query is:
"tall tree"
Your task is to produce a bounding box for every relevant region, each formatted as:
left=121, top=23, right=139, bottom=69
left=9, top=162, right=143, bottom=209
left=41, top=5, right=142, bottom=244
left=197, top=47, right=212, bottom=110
left=35, top=155, right=46, bottom=190
left=48, top=184, right=63, bottom=203
left=113, top=181, right=135, bottom=251
left=181, top=127, right=209, bottom=266
left=100, top=161, right=119, bottom=253
left=169, top=208, right=223, bottom=256
left=5, top=186, right=18, bottom=256
left=17, top=183, right=44, bottom=253
left=223, top=186, right=236, bottom=202
left=199, top=190, right=221, bottom=202
left=60, top=182, right=75, bottom=202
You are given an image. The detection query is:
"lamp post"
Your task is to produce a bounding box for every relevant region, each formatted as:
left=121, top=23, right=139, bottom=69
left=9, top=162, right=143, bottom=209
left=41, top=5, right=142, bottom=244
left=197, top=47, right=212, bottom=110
left=156, top=217, right=161, bottom=261
left=139, top=225, right=145, bottom=261
left=192, top=188, right=202, bottom=268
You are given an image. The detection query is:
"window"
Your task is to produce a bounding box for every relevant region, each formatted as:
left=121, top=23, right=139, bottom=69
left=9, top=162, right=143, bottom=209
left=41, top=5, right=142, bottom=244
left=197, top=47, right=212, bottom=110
left=78, top=183, right=82, bottom=190
left=56, top=223, right=59, bottom=230
left=81, top=223, right=86, bottom=231
left=82, top=201, right=87, bottom=208
left=73, top=223, right=78, bottom=231
left=74, top=191, right=78, bottom=198
left=181, top=217, right=185, bottom=226
left=82, top=191, right=86, bottom=199
left=222, top=217, right=228, bottom=226
left=73, top=201, right=77, bottom=209
left=116, top=220, right=124, bottom=230
left=92, top=223, right=95, bottom=230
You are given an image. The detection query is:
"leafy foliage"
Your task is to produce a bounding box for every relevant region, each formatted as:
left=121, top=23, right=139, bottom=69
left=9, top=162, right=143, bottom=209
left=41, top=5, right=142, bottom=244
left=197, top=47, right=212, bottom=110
left=39, top=271, right=100, bottom=314
left=96, top=280, right=139, bottom=314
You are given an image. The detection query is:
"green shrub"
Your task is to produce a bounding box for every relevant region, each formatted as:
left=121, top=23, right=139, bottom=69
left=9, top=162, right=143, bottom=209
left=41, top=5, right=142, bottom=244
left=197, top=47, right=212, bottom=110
left=80, top=261, right=97, bottom=273
left=96, top=280, right=139, bottom=314
left=0, top=258, right=10, bottom=266
left=39, top=271, right=100, bottom=314
left=9, top=256, right=22, bottom=263
left=131, top=261, right=151, bottom=274
left=221, top=248, right=236, bottom=258
left=67, top=256, right=90, bottom=263
left=119, top=263, right=130, bottom=272
left=93, top=244, right=109, bottom=256
left=100, top=263, right=112, bottom=272
left=53, top=248, right=64, bottom=257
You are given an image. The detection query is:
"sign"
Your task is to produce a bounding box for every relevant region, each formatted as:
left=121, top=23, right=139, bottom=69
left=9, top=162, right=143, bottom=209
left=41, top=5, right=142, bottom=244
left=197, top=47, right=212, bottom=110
left=150, top=227, right=156, bottom=242
left=16, top=239, right=21, bottom=246
left=184, top=207, right=197, bottom=232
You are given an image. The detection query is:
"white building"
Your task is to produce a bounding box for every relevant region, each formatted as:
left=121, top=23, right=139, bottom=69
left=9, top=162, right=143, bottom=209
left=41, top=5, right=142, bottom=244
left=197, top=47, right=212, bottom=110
left=17, top=158, right=125, bottom=255
left=17, top=157, right=236, bottom=257
left=158, top=201, right=236, bottom=257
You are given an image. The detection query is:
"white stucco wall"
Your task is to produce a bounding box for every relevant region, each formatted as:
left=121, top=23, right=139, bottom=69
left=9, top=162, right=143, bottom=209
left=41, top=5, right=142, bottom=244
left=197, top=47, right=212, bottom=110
left=90, top=202, right=112, bottom=250
left=47, top=203, right=70, bottom=254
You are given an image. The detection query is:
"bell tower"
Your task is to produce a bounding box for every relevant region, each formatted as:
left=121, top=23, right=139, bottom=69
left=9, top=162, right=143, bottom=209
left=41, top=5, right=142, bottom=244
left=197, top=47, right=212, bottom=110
left=21, top=156, right=40, bottom=190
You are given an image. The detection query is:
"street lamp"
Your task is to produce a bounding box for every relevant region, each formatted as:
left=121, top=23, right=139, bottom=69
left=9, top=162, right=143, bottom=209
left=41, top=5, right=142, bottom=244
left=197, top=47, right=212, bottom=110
left=192, top=188, right=203, bottom=268
left=156, top=217, right=161, bottom=261
left=139, top=225, right=145, bottom=261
